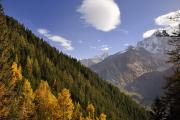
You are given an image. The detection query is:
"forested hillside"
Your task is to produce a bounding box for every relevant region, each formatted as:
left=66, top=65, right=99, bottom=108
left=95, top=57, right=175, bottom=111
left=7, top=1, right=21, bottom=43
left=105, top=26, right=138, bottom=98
left=0, top=4, right=149, bottom=120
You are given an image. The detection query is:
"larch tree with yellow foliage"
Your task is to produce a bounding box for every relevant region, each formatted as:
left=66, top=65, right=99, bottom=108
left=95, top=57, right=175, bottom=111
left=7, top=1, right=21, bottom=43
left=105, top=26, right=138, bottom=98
left=6, top=62, right=23, bottom=118
left=10, top=62, right=22, bottom=87
left=57, top=88, right=74, bottom=120
left=34, top=80, right=57, bottom=120
left=87, top=103, right=95, bottom=120
left=17, top=79, right=35, bottom=119
left=99, top=113, right=107, bottom=120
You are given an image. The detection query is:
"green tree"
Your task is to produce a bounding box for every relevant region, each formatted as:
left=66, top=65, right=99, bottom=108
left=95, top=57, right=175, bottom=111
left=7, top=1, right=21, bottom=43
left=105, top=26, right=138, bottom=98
left=152, top=26, right=180, bottom=120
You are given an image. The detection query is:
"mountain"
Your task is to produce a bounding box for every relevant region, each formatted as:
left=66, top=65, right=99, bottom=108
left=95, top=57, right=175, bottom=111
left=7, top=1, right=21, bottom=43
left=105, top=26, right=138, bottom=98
left=125, top=68, right=173, bottom=107
left=0, top=5, right=149, bottom=120
left=90, top=10, right=180, bottom=106
left=137, top=29, right=178, bottom=56
left=80, top=52, right=108, bottom=67
left=90, top=27, right=177, bottom=106
left=91, top=46, right=168, bottom=88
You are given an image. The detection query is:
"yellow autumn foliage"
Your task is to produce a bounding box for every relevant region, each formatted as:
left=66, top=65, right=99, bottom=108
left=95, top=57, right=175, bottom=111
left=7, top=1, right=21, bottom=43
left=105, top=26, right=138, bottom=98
left=17, top=79, right=35, bottom=119
left=56, top=88, right=74, bottom=120
left=11, top=62, right=22, bottom=86
left=34, top=80, right=57, bottom=120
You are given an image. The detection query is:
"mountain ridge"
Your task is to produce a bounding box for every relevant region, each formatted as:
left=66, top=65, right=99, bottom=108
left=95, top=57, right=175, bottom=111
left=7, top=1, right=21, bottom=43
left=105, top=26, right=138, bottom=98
left=0, top=7, right=149, bottom=119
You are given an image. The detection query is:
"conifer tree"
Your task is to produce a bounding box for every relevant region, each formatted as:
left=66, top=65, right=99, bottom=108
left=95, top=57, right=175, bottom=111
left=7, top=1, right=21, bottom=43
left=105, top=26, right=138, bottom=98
left=72, top=102, right=82, bottom=120
left=86, top=103, right=95, bottom=120
left=17, top=79, right=35, bottom=119
left=99, top=113, right=106, bottom=120
left=57, top=88, right=74, bottom=120
left=152, top=26, right=180, bottom=120
left=34, top=80, right=57, bottom=120
left=0, top=82, right=9, bottom=119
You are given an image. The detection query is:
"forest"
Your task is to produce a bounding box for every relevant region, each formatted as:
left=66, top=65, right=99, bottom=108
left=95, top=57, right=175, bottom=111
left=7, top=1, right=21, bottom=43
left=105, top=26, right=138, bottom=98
left=1, top=1, right=180, bottom=119
left=0, top=3, right=149, bottom=120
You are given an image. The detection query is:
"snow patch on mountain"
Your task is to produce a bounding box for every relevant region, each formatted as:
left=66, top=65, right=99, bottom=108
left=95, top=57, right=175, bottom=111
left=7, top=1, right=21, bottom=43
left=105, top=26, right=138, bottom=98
left=138, top=10, right=180, bottom=55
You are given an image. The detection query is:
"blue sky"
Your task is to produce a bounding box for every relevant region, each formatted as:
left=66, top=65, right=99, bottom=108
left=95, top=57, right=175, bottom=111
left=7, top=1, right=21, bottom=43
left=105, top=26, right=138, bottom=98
left=3, top=0, right=180, bottom=59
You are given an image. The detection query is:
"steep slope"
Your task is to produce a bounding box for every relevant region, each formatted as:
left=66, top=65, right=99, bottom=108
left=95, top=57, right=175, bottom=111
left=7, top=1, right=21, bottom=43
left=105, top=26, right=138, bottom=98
left=91, top=47, right=167, bottom=88
left=90, top=11, right=180, bottom=106
left=0, top=8, right=149, bottom=120
left=125, top=71, right=165, bottom=106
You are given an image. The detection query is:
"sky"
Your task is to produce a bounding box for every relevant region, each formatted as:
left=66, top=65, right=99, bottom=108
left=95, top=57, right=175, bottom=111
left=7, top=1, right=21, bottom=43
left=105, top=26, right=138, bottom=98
left=2, top=0, right=180, bottom=59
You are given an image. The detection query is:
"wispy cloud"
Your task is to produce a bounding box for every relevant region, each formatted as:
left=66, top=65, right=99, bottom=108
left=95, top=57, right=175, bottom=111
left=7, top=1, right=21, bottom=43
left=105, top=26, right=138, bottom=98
left=89, top=44, right=111, bottom=51
left=89, top=46, right=97, bottom=50
left=77, top=0, right=121, bottom=32
left=37, top=28, right=74, bottom=51
left=123, top=43, right=130, bottom=47
left=100, top=44, right=110, bottom=51
left=78, top=40, right=83, bottom=44
left=119, top=29, right=129, bottom=34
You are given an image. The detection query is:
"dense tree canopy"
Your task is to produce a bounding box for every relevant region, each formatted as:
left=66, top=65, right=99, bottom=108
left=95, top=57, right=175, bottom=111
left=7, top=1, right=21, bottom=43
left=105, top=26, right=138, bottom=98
left=0, top=3, right=150, bottom=119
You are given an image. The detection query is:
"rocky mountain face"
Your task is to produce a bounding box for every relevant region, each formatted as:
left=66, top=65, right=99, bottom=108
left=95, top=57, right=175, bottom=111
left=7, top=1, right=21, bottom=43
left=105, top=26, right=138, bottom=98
left=81, top=10, right=179, bottom=106
left=137, top=29, right=177, bottom=57
left=90, top=35, right=171, bottom=106
left=80, top=52, right=108, bottom=67
left=125, top=68, right=173, bottom=106
left=90, top=28, right=178, bottom=106
left=91, top=46, right=169, bottom=88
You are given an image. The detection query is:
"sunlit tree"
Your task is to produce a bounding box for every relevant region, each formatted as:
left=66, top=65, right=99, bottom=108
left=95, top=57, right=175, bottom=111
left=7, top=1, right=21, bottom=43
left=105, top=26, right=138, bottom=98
left=34, top=80, right=57, bottom=120
left=57, top=88, right=74, bottom=120
left=17, top=79, right=35, bottom=119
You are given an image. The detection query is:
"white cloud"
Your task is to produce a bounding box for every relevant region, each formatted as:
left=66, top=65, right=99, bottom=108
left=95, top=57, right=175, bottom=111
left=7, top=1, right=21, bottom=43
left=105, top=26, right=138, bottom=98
left=143, top=10, right=180, bottom=38
left=97, top=40, right=101, bottom=42
left=37, top=28, right=74, bottom=51
left=123, top=43, right=130, bottom=47
left=37, top=29, right=49, bottom=34
left=77, top=0, right=121, bottom=32
left=143, top=29, right=157, bottom=39
left=100, top=44, right=110, bottom=51
left=101, top=47, right=109, bottom=51
left=155, top=10, right=180, bottom=27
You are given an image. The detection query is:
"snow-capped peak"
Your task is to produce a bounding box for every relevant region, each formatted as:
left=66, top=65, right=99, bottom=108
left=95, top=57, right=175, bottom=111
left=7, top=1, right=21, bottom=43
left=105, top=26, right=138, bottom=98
left=143, top=10, right=180, bottom=39
left=139, top=10, right=180, bottom=54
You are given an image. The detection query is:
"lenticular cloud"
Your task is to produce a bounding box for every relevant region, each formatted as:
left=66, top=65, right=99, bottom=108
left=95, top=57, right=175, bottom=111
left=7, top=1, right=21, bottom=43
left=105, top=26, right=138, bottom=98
left=155, top=10, right=180, bottom=27
left=78, top=0, right=121, bottom=32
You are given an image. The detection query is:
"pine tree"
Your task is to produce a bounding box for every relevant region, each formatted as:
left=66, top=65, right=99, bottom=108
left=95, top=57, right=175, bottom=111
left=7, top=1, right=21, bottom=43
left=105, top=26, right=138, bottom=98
left=0, top=82, right=9, bottom=119
left=26, top=56, right=33, bottom=77
left=152, top=26, right=180, bottom=120
left=151, top=98, right=166, bottom=120
left=72, top=102, right=82, bottom=120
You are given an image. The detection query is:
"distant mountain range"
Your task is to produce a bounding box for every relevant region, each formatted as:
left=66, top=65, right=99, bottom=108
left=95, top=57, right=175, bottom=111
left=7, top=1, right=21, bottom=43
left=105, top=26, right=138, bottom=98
left=81, top=15, right=179, bottom=106
left=80, top=52, right=108, bottom=67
